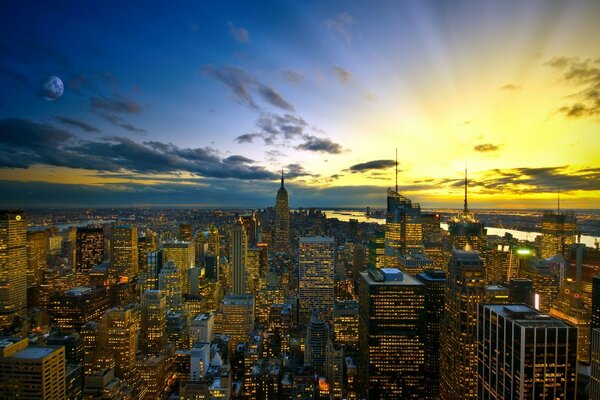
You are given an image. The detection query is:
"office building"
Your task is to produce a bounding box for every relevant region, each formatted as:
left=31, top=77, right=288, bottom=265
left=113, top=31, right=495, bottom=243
left=141, top=289, right=166, bottom=355
left=299, top=236, right=335, bottom=321
left=0, top=337, right=66, bottom=400
left=163, top=241, right=195, bottom=294
left=333, top=301, right=359, bottom=348
left=217, top=294, right=254, bottom=351
left=384, top=188, right=423, bottom=267
left=477, top=304, right=578, bottom=399
left=508, top=278, right=533, bottom=306
left=273, top=171, right=291, bottom=253
left=166, top=310, right=190, bottom=349
left=590, top=276, right=600, bottom=398
left=305, top=309, right=329, bottom=375
left=416, top=269, right=446, bottom=399
left=110, top=225, right=138, bottom=280
left=358, top=268, right=426, bottom=399
left=97, top=308, right=137, bottom=380
left=26, top=229, right=48, bottom=287
left=76, top=226, right=104, bottom=273
left=179, top=223, right=193, bottom=242
left=0, top=210, right=27, bottom=328
left=367, top=229, right=385, bottom=270
left=439, top=250, right=486, bottom=400
left=522, top=258, right=560, bottom=313
left=540, top=211, right=576, bottom=259
left=190, top=312, right=214, bottom=346
left=159, top=261, right=182, bottom=311
left=47, top=286, right=110, bottom=331
left=231, top=220, right=248, bottom=295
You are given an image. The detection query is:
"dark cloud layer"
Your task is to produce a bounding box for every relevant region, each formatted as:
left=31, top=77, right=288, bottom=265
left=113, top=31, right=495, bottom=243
left=55, top=116, right=101, bottom=133
left=295, top=135, right=343, bottom=154
left=205, top=66, right=294, bottom=111
left=546, top=56, right=600, bottom=119
left=90, top=95, right=142, bottom=114
left=348, top=159, right=396, bottom=173
left=0, top=118, right=278, bottom=180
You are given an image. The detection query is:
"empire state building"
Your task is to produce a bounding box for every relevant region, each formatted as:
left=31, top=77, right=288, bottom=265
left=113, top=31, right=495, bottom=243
left=273, top=170, right=290, bottom=253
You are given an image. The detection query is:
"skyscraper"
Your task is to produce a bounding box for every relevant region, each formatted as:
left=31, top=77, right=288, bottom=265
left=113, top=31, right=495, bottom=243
left=76, top=226, right=104, bottom=272
left=299, top=236, right=335, bottom=321
left=305, top=309, right=329, bottom=376
left=591, top=276, right=600, bottom=399
left=26, top=229, right=48, bottom=287
left=163, top=241, right=195, bottom=294
left=0, top=210, right=27, bottom=328
left=231, top=220, right=248, bottom=295
left=384, top=188, right=423, bottom=267
left=141, top=289, right=166, bottom=355
left=97, top=307, right=137, bottom=380
left=439, top=250, right=486, bottom=400
left=416, top=269, right=446, bottom=399
left=358, top=268, right=426, bottom=399
left=273, top=170, right=290, bottom=253
left=217, top=294, right=254, bottom=352
left=540, top=211, right=576, bottom=259
left=110, top=225, right=138, bottom=280
left=159, top=261, right=182, bottom=311
left=477, top=304, right=578, bottom=399
left=446, top=170, right=487, bottom=253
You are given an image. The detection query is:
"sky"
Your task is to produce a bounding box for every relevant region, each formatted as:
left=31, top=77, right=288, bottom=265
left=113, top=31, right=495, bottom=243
left=0, top=0, right=599, bottom=209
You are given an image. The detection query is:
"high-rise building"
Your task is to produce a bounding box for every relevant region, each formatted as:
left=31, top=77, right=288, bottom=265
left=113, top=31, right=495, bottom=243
left=358, top=268, right=426, bottom=399
left=439, top=250, right=486, bottom=400
left=384, top=188, right=422, bottom=267
left=0, top=210, right=27, bottom=328
left=47, top=286, right=110, bottom=331
left=367, top=229, right=385, bottom=270
left=522, top=258, right=560, bottom=313
left=163, top=241, right=195, bottom=294
left=299, top=236, right=335, bottom=321
left=190, top=312, right=214, bottom=346
left=110, top=225, right=138, bottom=280
left=141, top=289, right=166, bottom=355
left=231, top=220, right=248, bottom=295
left=305, top=309, right=329, bottom=375
left=97, top=307, right=137, bottom=380
left=333, top=301, right=359, bottom=348
left=592, top=275, right=599, bottom=331
left=217, top=294, right=254, bottom=352
left=159, top=261, right=182, bottom=311
left=416, top=269, right=446, bottom=399
left=273, top=171, right=290, bottom=253
left=0, top=337, right=66, bottom=400
left=508, top=278, right=533, bottom=306
left=26, top=229, right=48, bottom=287
left=477, top=304, right=578, bottom=399
left=446, top=170, right=487, bottom=253
left=540, top=211, right=576, bottom=259
left=76, top=226, right=104, bottom=272
left=179, top=223, right=193, bottom=242
left=591, top=276, right=600, bottom=399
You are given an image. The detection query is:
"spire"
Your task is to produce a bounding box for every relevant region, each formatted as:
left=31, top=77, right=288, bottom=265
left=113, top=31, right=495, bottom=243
left=280, top=169, right=284, bottom=189
left=395, top=148, right=398, bottom=192
left=464, top=167, right=468, bottom=213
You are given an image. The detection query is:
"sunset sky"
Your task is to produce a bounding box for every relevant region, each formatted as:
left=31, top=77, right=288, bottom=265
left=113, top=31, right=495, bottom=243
left=1, top=0, right=599, bottom=208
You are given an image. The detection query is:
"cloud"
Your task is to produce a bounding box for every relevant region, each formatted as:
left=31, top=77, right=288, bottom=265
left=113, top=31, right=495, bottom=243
left=205, top=65, right=294, bottom=111
left=234, top=133, right=263, bottom=144
left=90, top=95, right=142, bottom=114
left=0, top=118, right=280, bottom=180
left=500, top=84, right=521, bottom=91
left=101, top=114, right=147, bottom=134
left=278, top=69, right=305, bottom=84
left=228, top=22, right=250, bottom=43
left=473, top=143, right=500, bottom=152
left=324, top=12, right=353, bottom=41
left=348, top=159, right=396, bottom=173
left=55, top=116, right=101, bottom=133
left=546, top=56, right=600, bottom=119
left=235, top=112, right=308, bottom=145
left=284, top=163, right=315, bottom=179
left=333, top=66, right=352, bottom=84
left=295, top=135, right=343, bottom=154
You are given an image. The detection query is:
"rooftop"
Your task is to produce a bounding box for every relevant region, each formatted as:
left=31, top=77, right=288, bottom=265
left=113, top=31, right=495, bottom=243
left=65, top=286, right=93, bottom=296
left=299, top=236, right=334, bottom=244
left=11, top=346, right=61, bottom=359
left=360, top=268, right=423, bottom=286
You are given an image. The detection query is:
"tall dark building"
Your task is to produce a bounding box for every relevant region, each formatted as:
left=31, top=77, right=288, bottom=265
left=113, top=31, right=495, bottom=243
left=439, top=250, right=486, bottom=400
left=592, top=275, right=600, bottom=331
left=110, top=225, right=138, bottom=280
left=0, top=210, right=27, bottom=329
left=358, top=268, right=426, bottom=399
left=477, top=304, right=578, bottom=399
left=273, top=171, right=290, bottom=253
left=384, top=189, right=422, bottom=267
left=540, top=211, right=576, bottom=259
left=416, top=269, right=446, bottom=399
left=179, top=224, right=193, bottom=242
left=231, top=220, right=248, bottom=295
left=508, top=278, right=533, bottom=306
left=305, top=309, right=328, bottom=376
left=76, top=227, right=104, bottom=273
left=591, top=276, right=600, bottom=398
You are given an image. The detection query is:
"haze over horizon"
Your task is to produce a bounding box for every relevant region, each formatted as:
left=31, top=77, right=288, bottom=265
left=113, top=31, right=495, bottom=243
left=1, top=1, right=599, bottom=209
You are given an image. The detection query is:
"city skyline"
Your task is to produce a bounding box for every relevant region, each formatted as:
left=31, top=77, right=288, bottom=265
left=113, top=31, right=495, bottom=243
left=1, top=1, right=600, bottom=209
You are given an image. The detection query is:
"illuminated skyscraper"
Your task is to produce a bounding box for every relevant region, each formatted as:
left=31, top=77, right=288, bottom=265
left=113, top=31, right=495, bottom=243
left=384, top=188, right=423, bottom=267
left=367, top=229, right=385, bottom=270
left=540, top=211, right=576, bottom=259
left=110, top=225, right=138, bottom=280
left=141, top=289, right=166, bottom=355
left=439, top=250, right=486, bottom=400
left=231, top=220, right=248, bottom=295
left=47, top=286, right=110, bottom=331
left=299, top=236, right=335, bottom=321
left=217, top=294, right=254, bottom=351
left=76, top=226, right=104, bottom=272
left=358, top=268, right=426, bottom=399
left=416, top=269, right=446, bottom=399
left=179, top=223, right=193, bottom=242
left=477, top=304, right=578, bottom=399
left=26, top=229, right=48, bottom=287
left=591, top=276, right=600, bottom=399
left=163, top=241, right=195, bottom=294
left=0, top=210, right=27, bottom=328
left=159, top=261, right=182, bottom=311
left=305, top=309, right=329, bottom=375
left=97, top=307, right=137, bottom=380
left=273, top=170, right=290, bottom=253
left=446, top=170, right=487, bottom=253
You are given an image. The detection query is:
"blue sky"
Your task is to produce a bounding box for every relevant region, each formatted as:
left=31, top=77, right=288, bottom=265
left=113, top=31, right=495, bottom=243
left=1, top=1, right=599, bottom=208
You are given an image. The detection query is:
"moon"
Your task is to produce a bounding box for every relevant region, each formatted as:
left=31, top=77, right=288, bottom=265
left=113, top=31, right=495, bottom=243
left=41, top=76, right=64, bottom=101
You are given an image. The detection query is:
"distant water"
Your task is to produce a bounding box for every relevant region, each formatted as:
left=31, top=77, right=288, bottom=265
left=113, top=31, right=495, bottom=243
left=323, top=210, right=599, bottom=248
left=29, top=220, right=116, bottom=231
